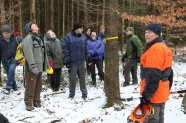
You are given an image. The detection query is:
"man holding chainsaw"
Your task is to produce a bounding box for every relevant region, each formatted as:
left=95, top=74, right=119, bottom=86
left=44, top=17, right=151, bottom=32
left=140, top=23, right=173, bottom=123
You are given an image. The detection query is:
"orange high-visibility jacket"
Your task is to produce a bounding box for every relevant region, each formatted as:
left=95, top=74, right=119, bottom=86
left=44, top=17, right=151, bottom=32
left=140, top=41, right=173, bottom=104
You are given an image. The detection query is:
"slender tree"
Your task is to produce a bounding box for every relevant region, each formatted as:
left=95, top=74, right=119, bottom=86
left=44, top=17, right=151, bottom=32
left=84, top=0, right=88, bottom=26
left=50, top=0, right=54, bottom=30
left=57, top=0, right=60, bottom=37
left=30, top=0, right=36, bottom=23
left=18, top=0, right=23, bottom=35
left=102, top=0, right=105, bottom=25
left=0, top=0, right=5, bottom=25
left=62, top=0, right=65, bottom=35
left=71, top=0, right=74, bottom=29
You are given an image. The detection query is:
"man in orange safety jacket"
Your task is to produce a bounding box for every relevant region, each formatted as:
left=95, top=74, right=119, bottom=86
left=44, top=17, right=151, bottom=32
left=140, top=23, right=173, bottom=123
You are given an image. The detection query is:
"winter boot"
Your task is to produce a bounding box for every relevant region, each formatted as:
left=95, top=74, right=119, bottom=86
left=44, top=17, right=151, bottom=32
left=33, top=102, right=41, bottom=107
left=82, top=93, right=87, bottom=100
left=122, top=82, right=130, bottom=87
left=2, top=88, right=10, bottom=95
left=26, top=105, right=34, bottom=111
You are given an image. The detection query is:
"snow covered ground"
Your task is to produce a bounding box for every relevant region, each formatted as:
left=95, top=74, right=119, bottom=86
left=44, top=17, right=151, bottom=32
left=0, top=60, right=186, bottom=123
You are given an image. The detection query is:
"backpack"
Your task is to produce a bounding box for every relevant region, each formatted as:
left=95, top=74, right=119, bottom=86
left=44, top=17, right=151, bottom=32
left=14, top=33, right=26, bottom=66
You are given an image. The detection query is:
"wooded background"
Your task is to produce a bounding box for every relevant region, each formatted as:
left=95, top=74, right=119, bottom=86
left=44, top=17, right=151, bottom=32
left=0, top=0, right=185, bottom=45
left=0, top=0, right=186, bottom=107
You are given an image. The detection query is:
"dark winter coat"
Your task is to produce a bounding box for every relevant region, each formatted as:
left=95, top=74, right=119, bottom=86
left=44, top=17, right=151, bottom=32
left=46, top=38, right=63, bottom=68
left=62, top=31, right=89, bottom=63
left=87, top=38, right=104, bottom=60
left=124, top=33, right=142, bottom=59
left=0, top=34, right=21, bottom=67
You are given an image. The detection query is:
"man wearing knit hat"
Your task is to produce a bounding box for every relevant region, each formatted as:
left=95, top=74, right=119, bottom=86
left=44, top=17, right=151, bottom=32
left=22, top=22, right=49, bottom=111
left=139, top=23, right=173, bottom=123
left=0, top=25, right=22, bottom=94
left=62, top=21, right=88, bottom=100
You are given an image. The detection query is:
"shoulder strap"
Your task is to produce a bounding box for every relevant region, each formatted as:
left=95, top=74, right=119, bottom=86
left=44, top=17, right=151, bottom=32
left=15, top=36, right=20, bottom=45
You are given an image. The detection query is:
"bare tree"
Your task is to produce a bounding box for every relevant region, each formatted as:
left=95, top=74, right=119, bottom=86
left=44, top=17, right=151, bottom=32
left=71, top=0, right=74, bottom=29
left=30, top=0, right=36, bottom=22
left=77, top=0, right=80, bottom=21
left=18, top=0, right=23, bottom=35
left=50, top=0, right=54, bottom=30
left=104, top=0, right=122, bottom=108
left=84, top=0, right=88, bottom=26
left=102, top=0, right=105, bottom=25
left=62, top=0, right=65, bottom=35
left=57, top=0, right=60, bottom=37
left=0, top=0, right=5, bottom=25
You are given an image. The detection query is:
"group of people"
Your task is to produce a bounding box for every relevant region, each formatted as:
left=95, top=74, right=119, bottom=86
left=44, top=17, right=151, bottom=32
left=0, top=21, right=185, bottom=123
left=0, top=21, right=105, bottom=111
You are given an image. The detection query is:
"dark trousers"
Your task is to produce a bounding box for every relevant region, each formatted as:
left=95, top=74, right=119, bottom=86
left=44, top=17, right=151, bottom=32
left=86, top=60, right=91, bottom=75
left=69, top=62, right=87, bottom=97
left=48, top=68, right=62, bottom=91
left=182, top=93, right=186, bottom=113
left=144, top=103, right=165, bottom=123
left=123, top=59, right=138, bottom=84
left=24, top=72, right=42, bottom=106
left=90, top=59, right=104, bottom=82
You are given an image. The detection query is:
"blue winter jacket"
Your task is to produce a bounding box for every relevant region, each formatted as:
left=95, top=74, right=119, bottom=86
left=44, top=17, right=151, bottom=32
left=62, top=31, right=89, bottom=63
left=0, top=34, right=22, bottom=66
left=87, top=37, right=105, bottom=60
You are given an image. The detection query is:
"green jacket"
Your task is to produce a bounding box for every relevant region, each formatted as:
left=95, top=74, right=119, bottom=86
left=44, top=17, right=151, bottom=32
left=46, top=38, right=63, bottom=68
left=22, top=33, right=49, bottom=74
left=125, top=34, right=142, bottom=59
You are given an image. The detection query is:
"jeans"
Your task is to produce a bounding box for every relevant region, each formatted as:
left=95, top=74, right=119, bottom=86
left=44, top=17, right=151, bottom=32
left=4, top=63, right=17, bottom=89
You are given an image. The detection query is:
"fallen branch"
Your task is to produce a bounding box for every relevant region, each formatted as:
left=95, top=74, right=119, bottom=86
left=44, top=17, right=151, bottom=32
left=18, top=116, right=35, bottom=122
left=43, top=91, right=66, bottom=98
left=116, top=89, right=186, bottom=102
left=170, top=89, right=186, bottom=94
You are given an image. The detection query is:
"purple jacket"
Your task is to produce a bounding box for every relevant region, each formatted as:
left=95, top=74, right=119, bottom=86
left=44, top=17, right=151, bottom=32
left=87, top=37, right=104, bottom=60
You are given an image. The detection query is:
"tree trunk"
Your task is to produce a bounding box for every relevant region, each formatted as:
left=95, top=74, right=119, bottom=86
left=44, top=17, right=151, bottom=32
left=57, top=0, right=60, bottom=37
left=18, top=0, right=23, bottom=36
left=104, top=0, right=122, bottom=108
left=102, top=0, right=105, bottom=25
left=45, top=0, right=49, bottom=31
left=30, top=0, right=36, bottom=23
left=62, top=0, right=65, bottom=35
left=71, top=0, right=74, bottom=29
left=0, top=0, right=5, bottom=25
left=96, top=4, right=99, bottom=32
left=77, top=0, right=79, bottom=21
left=9, top=0, right=14, bottom=30
left=50, top=0, right=54, bottom=30
left=84, top=0, right=88, bottom=26
left=67, top=0, right=70, bottom=31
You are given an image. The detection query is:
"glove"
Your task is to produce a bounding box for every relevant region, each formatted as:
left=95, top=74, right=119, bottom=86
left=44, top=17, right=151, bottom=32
left=92, top=51, right=98, bottom=57
left=140, top=96, right=150, bottom=105
left=121, top=55, right=126, bottom=63
left=49, top=60, right=54, bottom=68
left=87, top=58, right=93, bottom=66
left=137, top=56, right=140, bottom=63
left=65, top=61, right=71, bottom=69
left=32, top=67, right=39, bottom=75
